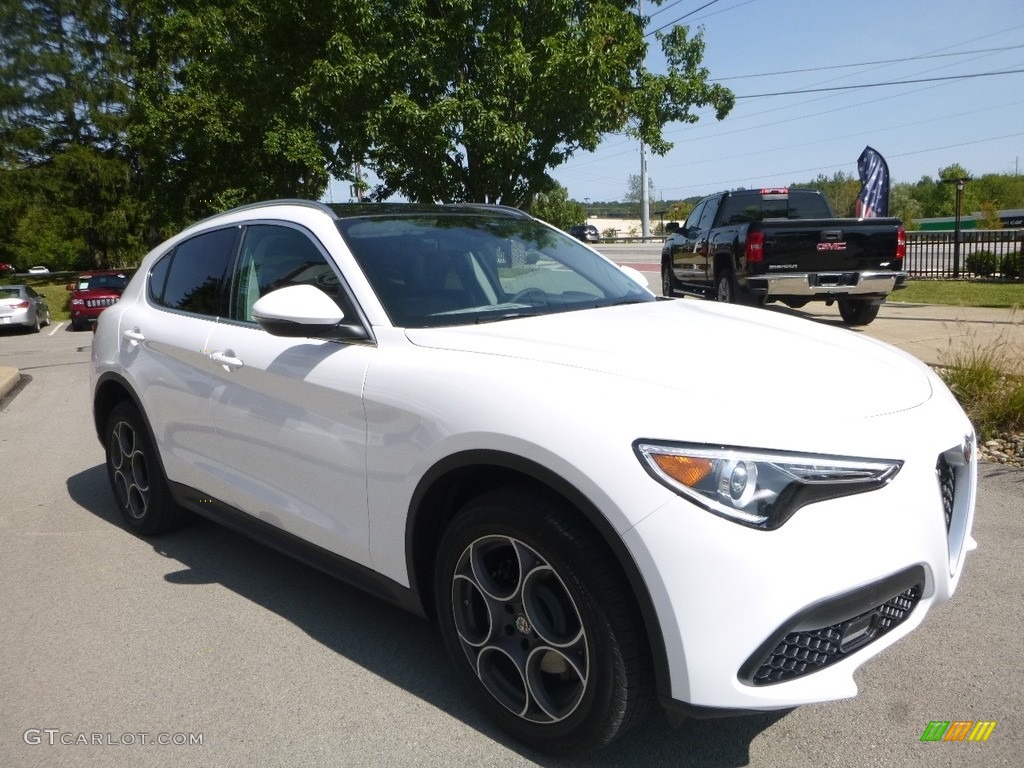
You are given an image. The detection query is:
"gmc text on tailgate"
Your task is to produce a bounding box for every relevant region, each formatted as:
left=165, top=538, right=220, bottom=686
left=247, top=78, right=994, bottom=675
left=661, top=188, right=907, bottom=325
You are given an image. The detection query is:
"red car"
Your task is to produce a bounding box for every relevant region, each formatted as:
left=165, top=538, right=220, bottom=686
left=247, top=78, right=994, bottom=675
left=0, top=262, right=16, bottom=276
left=68, top=269, right=132, bottom=331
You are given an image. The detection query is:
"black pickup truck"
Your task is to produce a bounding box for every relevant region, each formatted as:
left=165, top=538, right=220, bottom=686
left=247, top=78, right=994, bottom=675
left=661, top=188, right=907, bottom=325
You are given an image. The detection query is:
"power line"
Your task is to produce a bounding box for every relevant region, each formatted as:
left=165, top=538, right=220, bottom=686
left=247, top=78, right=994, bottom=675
left=713, top=45, right=1024, bottom=81
left=656, top=131, right=1024, bottom=194
left=646, top=0, right=722, bottom=36
left=734, top=69, right=1024, bottom=99
left=647, top=0, right=689, bottom=21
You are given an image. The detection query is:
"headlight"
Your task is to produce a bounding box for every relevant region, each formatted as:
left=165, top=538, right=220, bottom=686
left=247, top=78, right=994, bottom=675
left=634, top=441, right=902, bottom=530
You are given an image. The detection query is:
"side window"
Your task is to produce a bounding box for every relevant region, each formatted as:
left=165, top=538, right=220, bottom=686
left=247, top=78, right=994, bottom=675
left=232, top=224, right=341, bottom=323
left=152, top=227, right=237, bottom=316
left=683, top=201, right=705, bottom=233
left=698, top=196, right=720, bottom=231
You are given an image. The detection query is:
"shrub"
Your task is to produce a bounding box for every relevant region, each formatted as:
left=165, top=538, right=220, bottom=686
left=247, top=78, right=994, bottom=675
left=940, top=315, right=1024, bottom=440
left=1000, top=250, right=1022, bottom=279
left=965, top=250, right=998, bottom=276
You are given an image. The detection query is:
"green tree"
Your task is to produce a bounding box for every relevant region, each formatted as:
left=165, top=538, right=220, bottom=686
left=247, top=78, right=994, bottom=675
left=339, top=2, right=733, bottom=205
left=801, top=172, right=859, bottom=217
left=889, top=183, right=923, bottom=230
left=624, top=173, right=656, bottom=215
left=129, top=0, right=364, bottom=229
left=976, top=201, right=1003, bottom=229
left=664, top=200, right=694, bottom=223
left=0, top=0, right=145, bottom=266
left=530, top=183, right=586, bottom=231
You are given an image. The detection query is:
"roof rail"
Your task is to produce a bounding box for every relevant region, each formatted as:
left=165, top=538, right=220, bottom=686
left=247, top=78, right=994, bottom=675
left=191, top=199, right=336, bottom=228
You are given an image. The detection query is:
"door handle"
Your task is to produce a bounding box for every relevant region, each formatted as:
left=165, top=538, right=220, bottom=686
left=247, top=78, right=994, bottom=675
left=210, top=350, right=244, bottom=370
left=122, top=328, right=145, bottom=344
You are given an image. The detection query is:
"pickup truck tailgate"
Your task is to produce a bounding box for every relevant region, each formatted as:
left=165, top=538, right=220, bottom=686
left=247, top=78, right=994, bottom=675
left=761, top=217, right=903, bottom=271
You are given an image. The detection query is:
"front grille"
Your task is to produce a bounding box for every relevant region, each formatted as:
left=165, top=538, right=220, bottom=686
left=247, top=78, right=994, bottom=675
left=744, top=576, right=923, bottom=686
left=85, top=298, right=117, bottom=308
left=936, top=455, right=956, bottom=533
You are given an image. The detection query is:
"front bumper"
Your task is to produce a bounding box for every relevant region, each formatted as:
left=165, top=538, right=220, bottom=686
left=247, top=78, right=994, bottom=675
left=746, top=271, right=908, bottom=299
left=624, top=425, right=976, bottom=712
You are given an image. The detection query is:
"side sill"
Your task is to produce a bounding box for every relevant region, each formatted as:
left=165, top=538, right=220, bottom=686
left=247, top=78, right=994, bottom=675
left=168, top=481, right=427, bottom=619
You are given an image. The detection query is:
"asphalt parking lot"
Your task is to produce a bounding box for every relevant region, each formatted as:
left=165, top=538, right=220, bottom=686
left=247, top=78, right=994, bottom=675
left=1, top=315, right=1022, bottom=768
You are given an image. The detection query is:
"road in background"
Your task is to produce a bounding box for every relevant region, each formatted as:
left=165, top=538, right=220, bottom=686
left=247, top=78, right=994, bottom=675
left=1, top=325, right=1021, bottom=767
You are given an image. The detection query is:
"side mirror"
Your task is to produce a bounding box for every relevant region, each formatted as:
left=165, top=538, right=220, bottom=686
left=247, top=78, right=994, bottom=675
left=252, top=284, right=366, bottom=340
left=665, top=222, right=680, bottom=234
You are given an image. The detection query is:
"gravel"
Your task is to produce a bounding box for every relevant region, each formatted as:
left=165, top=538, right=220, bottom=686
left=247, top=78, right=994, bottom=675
left=979, top=432, right=1024, bottom=468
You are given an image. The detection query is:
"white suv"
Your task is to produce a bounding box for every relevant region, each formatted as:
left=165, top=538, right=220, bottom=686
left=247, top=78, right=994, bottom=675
left=91, top=200, right=977, bottom=753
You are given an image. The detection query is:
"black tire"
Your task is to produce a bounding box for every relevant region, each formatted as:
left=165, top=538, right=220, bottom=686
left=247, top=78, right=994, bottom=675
left=31, top=313, right=41, bottom=333
left=42, top=309, right=51, bottom=327
left=434, top=486, right=652, bottom=754
left=104, top=400, right=190, bottom=535
left=838, top=299, right=881, bottom=326
left=715, top=266, right=737, bottom=303
left=661, top=258, right=677, bottom=297
left=71, top=319, right=83, bottom=331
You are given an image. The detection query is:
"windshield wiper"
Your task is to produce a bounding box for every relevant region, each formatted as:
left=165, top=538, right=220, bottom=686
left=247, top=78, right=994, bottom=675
left=475, top=310, right=540, bottom=324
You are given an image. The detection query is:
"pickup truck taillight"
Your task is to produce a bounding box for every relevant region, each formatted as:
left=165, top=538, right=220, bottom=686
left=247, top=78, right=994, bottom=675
left=895, top=225, right=906, bottom=264
left=745, top=231, right=765, bottom=263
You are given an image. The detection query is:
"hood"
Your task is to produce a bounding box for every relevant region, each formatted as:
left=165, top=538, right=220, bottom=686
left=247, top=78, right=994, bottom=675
left=405, top=300, right=934, bottom=420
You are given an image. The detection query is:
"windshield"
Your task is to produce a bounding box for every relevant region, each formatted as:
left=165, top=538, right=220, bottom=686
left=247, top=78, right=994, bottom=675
left=336, top=214, right=653, bottom=328
left=77, top=274, right=129, bottom=291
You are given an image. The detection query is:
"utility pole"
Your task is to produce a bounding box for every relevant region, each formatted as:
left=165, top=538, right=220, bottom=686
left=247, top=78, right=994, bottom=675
left=638, top=0, right=650, bottom=239
left=640, top=142, right=650, bottom=238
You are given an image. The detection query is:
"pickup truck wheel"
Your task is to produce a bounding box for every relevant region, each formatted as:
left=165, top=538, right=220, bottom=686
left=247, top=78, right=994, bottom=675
left=838, top=299, right=881, bottom=326
left=715, top=269, right=737, bottom=303
left=661, top=260, right=676, bottom=297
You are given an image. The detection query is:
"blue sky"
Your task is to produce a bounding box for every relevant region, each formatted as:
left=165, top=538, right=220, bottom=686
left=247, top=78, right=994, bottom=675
left=554, top=0, right=1024, bottom=203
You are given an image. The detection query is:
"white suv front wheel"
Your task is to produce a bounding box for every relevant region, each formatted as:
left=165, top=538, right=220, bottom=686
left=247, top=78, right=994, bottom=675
left=434, top=486, right=651, bottom=754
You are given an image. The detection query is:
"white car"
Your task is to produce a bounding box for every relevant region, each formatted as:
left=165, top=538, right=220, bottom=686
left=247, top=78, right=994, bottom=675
left=27, top=265, right=50, bottom=274
left=90, top=201, right=977, bottom=753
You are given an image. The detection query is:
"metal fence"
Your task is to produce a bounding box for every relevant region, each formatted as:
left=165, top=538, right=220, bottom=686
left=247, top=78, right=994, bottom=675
left=906, top=229, right=1023, bottom=280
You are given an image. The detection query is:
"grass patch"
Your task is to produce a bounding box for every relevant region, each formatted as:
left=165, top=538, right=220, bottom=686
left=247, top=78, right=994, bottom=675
left=893, top=280, right=1023, bottom=308
left=938, top=314, right=1024, bottom=441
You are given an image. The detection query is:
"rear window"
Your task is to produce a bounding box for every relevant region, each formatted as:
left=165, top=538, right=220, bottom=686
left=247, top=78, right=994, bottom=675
left=718, top=192, right=832, bottom=224
left=149, top=227, right=238, bottom=316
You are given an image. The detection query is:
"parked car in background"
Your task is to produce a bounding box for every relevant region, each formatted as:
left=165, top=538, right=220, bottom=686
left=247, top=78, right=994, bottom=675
left=27, top=265, right=50, bottom=275
left=92, top=200, right=976, bottom=754
left=0, top=262, right=15, bottom=276
left=0, top=284, right=51, bottom=332
left=68, top=269, right=132, bottom=331
left=569, top=224, right=600, bottom=243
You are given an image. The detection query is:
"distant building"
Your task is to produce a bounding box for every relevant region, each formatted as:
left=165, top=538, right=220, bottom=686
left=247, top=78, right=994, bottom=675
left=916, top=209, right=1024, bottom=230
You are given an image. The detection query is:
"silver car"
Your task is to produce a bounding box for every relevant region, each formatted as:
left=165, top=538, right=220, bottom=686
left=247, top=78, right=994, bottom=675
left=0, top=284, right=51, bottom=332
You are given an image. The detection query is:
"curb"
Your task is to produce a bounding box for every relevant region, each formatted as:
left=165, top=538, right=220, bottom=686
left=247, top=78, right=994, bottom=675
left=0, top=366, right=22, bottom=402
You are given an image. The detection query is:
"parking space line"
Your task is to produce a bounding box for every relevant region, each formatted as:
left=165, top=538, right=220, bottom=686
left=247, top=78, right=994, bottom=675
left=48, top=322, right=64, bottom=336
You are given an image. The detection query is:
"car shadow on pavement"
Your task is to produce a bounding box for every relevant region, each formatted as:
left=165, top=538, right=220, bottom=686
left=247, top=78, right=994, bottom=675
left=67, top=463, right=788, bottom=767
